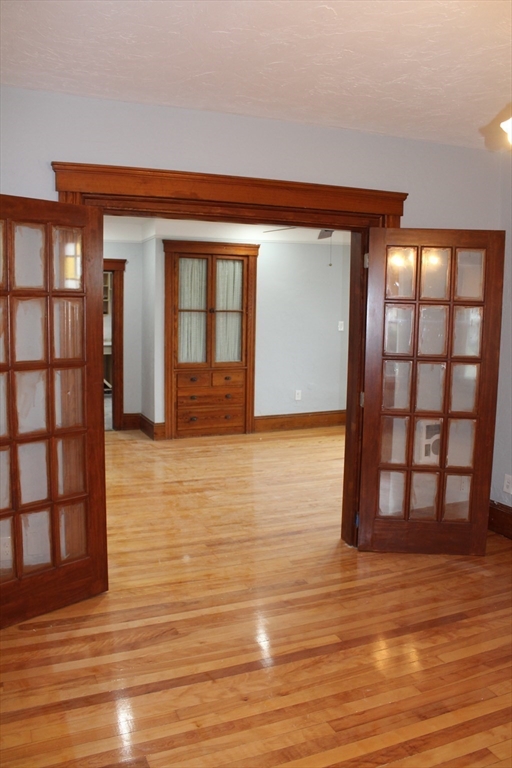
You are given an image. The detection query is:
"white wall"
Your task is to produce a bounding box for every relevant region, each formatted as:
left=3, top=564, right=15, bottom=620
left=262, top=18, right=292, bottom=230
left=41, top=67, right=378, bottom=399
left=255, top=241, right=350, bottom=415
left=103, top=241, right=143, bottom=414
left=140, top=237, right=165, bottom=424
left=1, top=85, right=510, bottom=504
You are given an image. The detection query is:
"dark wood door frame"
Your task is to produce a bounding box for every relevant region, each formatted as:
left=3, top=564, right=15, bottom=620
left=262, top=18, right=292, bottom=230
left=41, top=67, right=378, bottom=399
left=52, top=162, right=408, bottom=547
left=103, top=259, right=126, bottom=430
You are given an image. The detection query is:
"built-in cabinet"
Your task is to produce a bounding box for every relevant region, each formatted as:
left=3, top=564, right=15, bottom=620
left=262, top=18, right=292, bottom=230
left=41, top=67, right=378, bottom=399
left=164, top=241, right=259, bottom=438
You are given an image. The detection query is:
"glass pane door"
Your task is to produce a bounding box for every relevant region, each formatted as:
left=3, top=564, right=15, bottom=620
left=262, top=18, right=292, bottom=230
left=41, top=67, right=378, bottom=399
left=359, top=228, right=505, bottom=555
left=1, top=195, right=107, bottom=627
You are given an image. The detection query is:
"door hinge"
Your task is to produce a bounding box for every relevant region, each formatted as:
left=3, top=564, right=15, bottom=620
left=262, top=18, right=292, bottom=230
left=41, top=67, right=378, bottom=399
left=360, top=391, right=365, bottom=407
left=363, top=252, right=369, bottom=268
left=355, top=513, right=359, bottom=528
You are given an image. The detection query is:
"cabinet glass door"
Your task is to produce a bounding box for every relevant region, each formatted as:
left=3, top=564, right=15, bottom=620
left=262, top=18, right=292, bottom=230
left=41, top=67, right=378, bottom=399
left=358, top=228, right=504, bottom=555
left=177, top=257, right=208, bottom=363
left=215, top=259, right=243, bottom=363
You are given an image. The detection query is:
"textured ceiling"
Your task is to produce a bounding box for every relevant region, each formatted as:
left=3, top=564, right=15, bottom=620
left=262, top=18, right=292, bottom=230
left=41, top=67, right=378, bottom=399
left=1, top=0, right=511, bottom=148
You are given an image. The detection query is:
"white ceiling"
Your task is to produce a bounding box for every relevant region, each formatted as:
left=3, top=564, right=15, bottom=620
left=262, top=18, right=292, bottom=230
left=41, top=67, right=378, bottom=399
left=1, top=0, right=510, bottom=149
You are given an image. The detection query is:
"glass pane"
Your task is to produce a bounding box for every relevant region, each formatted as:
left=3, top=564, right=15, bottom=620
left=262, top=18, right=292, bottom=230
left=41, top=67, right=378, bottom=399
left=21, top=510, right=52, bottom=574
left=14, top=223, right=46, bottom=288
left=443, top=475, right=471, bottom=521
left=418, top=306, right=448, bottom=356
left=447, top=419, right=476, bottom=468
left=413, top=419, right=442, bottom=466
left=0, top=516, right=14, bottom=582
left=59, top=502, right=87, bottom=562
left=386, top=247, right=417, bottom=298
left=54, top=368, right=84, bottom=428
left=14, top=298, right=46, bottom=362
left=410, top=473, right=438, bottom=520
left=53, top=227, right=83, bottom=290
left=0, top=372, right=8, bottom=437
left=382, top=361, right=412, bottom=410
left=15, top=369, right=47, bottom=434
left=56, top=435, right=85, bottom=497
left=378, top=471, right=405, bottom=517
left=381, top=416, right=409, bottom=464
left=415, top=363, right=446, bottom=412
left=178, top=312, right=207, bottom=363
left=450, top=364, right=478, bottom=412
left=453, top=307, right=482, bottom=357
left=216, top=260, right=243, bottom=310
left=179, top=258, right=207, bottom=310
left=0, top=297, right=6, bottom=364
left=53, top=298, right=84, bottom=359
left=420, top=248, right=450, bottom=299
left=18, top=441, right=49, bottom=505
left=0, top=448, right=10, bottom=509
left=384, top=305, right=414, bottom=355
left=215, top=313, right=242, bottom=362
left=456, top=250, right=484, bottom=300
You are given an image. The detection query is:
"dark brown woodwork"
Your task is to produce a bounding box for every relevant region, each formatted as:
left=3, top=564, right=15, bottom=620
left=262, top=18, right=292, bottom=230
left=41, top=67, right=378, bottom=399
left=103, top=259, right=125, bottom=430
left=358, top=228, right=505, bottom=555
left=341, top=230, right=368, bottom=546
left=139, top=414, right=166, bottom=441
left=254, top=410, right=346, bottom=432
left=488, top=500, right=512, bottom=539
left=52, top=162, right=407, bottom=229
left=164, top=240, right=258, bottom=439
left=0, top=194, right=108, bottom=627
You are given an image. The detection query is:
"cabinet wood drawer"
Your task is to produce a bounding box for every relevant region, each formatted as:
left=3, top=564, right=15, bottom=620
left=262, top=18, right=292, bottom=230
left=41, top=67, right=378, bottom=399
left=177, top=407, right=245, bottom=430
left=212, top=370, right=245, bottom=387
left=176, top=372, right=211, bottom=388
left=177, top=389, right=244, bottom=408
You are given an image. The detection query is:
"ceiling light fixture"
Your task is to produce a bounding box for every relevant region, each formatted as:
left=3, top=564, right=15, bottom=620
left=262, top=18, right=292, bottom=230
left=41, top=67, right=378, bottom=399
left=500, top=117, right=512, bottom=144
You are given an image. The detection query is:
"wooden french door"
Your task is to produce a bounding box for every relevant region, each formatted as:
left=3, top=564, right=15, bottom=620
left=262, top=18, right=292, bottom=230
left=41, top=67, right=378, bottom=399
left=0, top=195, right=108, bottom=627
left=358, top=228, right=505, bottom=554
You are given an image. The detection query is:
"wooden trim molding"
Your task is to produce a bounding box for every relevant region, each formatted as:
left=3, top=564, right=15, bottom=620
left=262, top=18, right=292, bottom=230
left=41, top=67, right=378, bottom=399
left=121, top=413, right=140, bottom=430
left=139, top=415, right=166, bottom=441
left=254, top=410, right=346, bottom=433
left=103, top=259, right=126, bottom=430
left=52, top=162, right=407, bottom=229
left=488, top=500, right=512, bottom=539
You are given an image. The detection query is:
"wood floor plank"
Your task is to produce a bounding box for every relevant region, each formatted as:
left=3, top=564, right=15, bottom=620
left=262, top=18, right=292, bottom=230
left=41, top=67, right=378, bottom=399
left=1, top=427, right=510, bottom=768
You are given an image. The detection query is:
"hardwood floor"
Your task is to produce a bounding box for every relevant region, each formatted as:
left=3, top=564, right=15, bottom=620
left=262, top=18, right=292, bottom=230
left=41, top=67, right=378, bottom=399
left=1, top=427, right=511, bottom=767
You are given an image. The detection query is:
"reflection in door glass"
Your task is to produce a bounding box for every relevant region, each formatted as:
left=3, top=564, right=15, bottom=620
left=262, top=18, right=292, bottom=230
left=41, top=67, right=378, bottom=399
left=455, top=250, right=484, bottom=300
left=413, top=419, right=442, bottom=466
left=0, top=516, right=14, bottom=582
left=382, top=361, right=412, bottom=410
left=386, top=247, right=417, bottom=298
left=447, top=420, right=475, bottom=467
left=450, top=364, right=478, bottom=412
left=381, top=416, right=409, bottom=464
left=420, top=248, right=450, bottom=299
left=384, top=305, right=414, bottom=355
left=416, top=363, right=445, bottom=412
left=409, top=472, right=438, bottom=520
left=21, top=510, right=52, bottom=574
left=453, top=307, right=482, bottom=357
left=378, top=471, right=405, bottom=517
left=418, top=306, right=448, bottom=355
left=443, top=475, right=471, bottom=521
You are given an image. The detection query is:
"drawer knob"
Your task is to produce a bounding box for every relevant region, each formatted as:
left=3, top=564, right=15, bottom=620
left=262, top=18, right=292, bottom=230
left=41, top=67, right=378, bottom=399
left=224, top=376, right=231, bottom=381
left=190, top=395, right=197, bottom=400
left=190, top=376, right=198, bottom=382
left=225, top=414, right=231, bottom=420
left=190, top=416, right=198, bottom=422
left=225, top=394, right=232, bottom=399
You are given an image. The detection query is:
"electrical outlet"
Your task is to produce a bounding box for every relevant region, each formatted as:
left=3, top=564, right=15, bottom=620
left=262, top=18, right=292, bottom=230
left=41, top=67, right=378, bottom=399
left=338, top=321, right=344, bottom=331
left=504, top=474, right=512, bottom=495
left=295, top=390, right=301, bottom=401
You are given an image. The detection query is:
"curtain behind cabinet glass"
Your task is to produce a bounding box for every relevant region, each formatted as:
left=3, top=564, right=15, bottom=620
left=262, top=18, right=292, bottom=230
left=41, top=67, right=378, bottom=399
left=178, top=258, right=207, bottom=363
left=215, top=259, right=243, bottom=362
